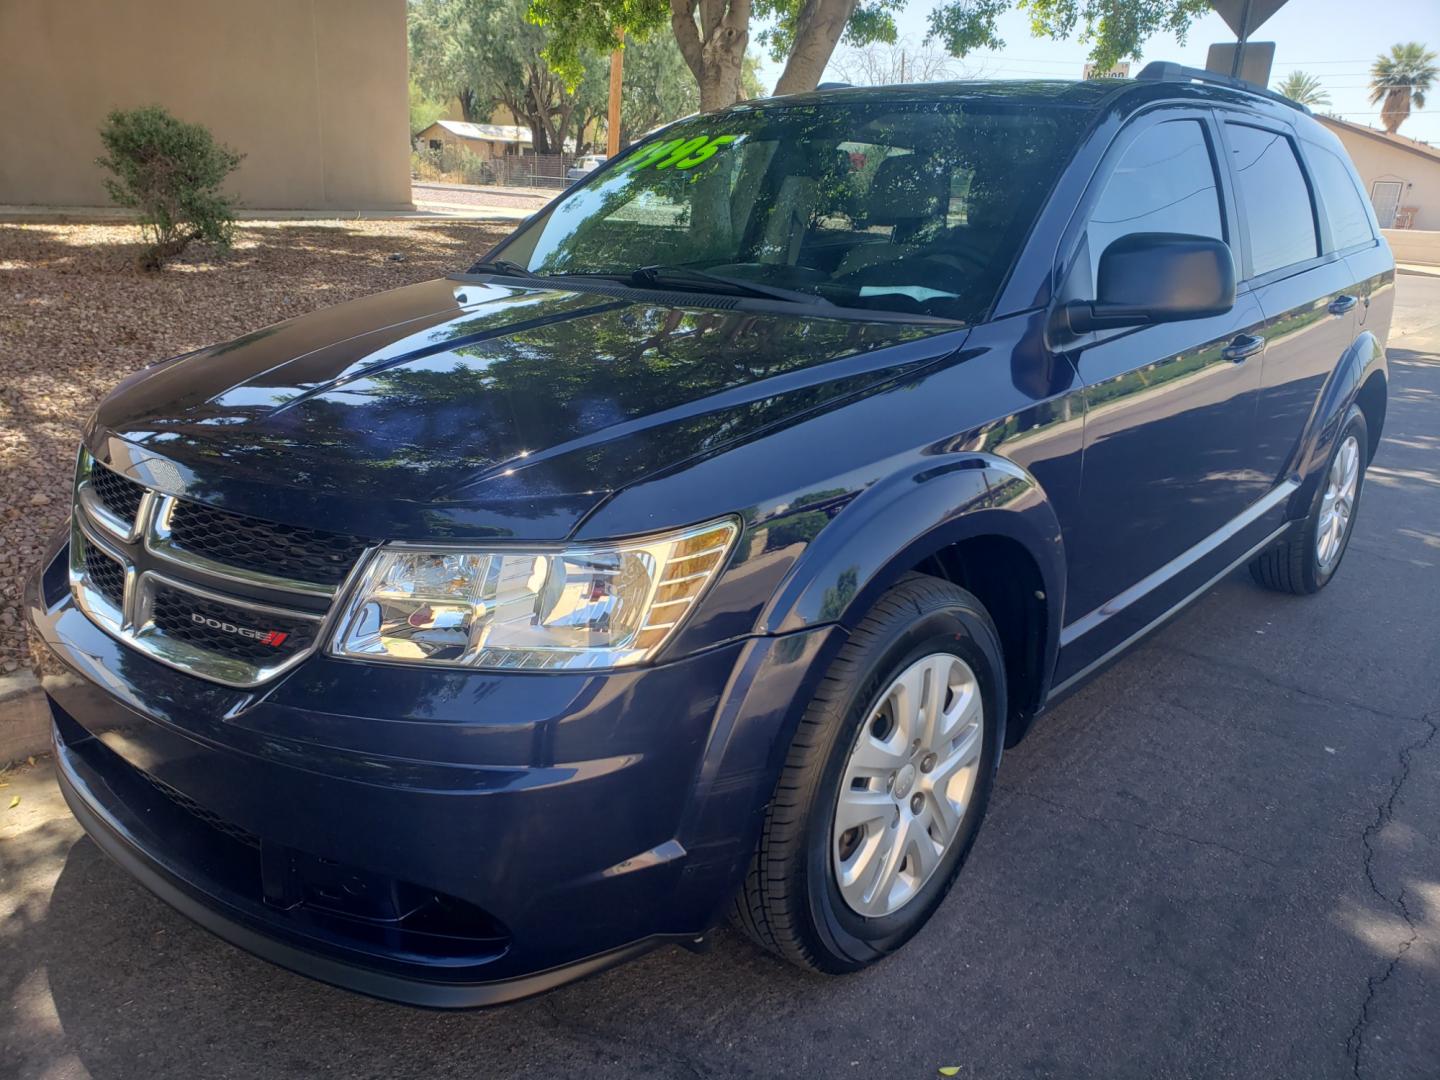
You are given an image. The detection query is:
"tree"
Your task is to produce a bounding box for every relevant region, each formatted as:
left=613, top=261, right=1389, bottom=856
left=409, top=81, right=448, bottom=137
left=409, top=0, right=604, bottom=153
left=929, top=0, right=1212, bottom=74
left=96, top=106, right=243, bottom=270
left=618, top=35, right=699, bottom=143
left=531, top=0, right=1215, bottom=113
left=1369, top=42, right=1436, bottom=134
left=1274, top=71, right=1330, bottom=109
left=830, top=35, right=977, bottom=84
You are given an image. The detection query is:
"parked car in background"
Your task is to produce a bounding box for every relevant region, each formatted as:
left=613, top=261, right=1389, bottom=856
left=565, top=153, right=607, bottom=181
left=29, top=63, right=1392, bottom=1007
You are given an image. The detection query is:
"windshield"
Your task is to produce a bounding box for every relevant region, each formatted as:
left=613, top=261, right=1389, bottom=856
left=489, top=98, right=1088, bottom=322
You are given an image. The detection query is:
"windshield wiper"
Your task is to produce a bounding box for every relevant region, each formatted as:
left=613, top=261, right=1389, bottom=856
left=631, top=265, right=832, bottom=307
left=467, top=259, right=537, bottom=278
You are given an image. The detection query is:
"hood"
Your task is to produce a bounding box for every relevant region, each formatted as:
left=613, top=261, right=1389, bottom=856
left=92, top=277, right=967, bottom=541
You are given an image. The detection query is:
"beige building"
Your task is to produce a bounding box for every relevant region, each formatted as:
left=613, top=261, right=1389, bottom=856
left=1317, top=115, right=1440, bottom=231
left=0, top=0, right=411, bottom=211
left=416, top=120, right=534, bottom=159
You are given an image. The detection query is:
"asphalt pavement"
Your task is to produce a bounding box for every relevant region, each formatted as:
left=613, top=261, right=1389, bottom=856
left=2, top=275, right=1438, bottom=1080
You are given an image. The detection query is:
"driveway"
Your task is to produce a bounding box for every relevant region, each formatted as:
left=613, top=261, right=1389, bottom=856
left=3, top=276, right=1438, bottom=1080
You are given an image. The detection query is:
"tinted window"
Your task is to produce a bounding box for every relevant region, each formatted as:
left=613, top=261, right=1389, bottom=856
left=1226, top=124, right=1318, bottom=275
left=1087, top=120, right=1223, bottom=285
left=496, top=101, right=1088, bottom=322
left=1307, top=144, right=1375, bottom=250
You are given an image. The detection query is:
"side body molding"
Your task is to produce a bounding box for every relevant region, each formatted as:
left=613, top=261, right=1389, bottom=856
left=758, top=452, right=1067, bottom=690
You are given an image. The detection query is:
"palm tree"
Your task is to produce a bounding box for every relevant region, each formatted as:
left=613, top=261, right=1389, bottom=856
left=1275, top=71, right=1330, bottom=108
left=1369, top=42, right=1436, bottom=134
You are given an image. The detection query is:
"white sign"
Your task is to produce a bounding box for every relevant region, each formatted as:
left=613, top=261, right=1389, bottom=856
left=1083, top=62, right=1132, bottom=80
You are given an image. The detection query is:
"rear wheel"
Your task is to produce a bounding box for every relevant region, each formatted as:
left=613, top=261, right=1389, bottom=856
left=733, top=574, right=1005, bottom=973
left=1250, top=409, right=1368, bottom=595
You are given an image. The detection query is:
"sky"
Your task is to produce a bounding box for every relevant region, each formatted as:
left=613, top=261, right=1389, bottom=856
left=753, top=0, right=1440, bottom=145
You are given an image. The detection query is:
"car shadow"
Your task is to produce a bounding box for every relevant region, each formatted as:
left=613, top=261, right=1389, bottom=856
left=35, top=836, right=832, bottom=1079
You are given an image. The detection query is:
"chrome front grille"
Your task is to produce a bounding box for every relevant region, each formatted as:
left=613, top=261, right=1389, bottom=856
left=166, top=498, right=368, bottom=589
left=82, top=543, right=127, bottom=609
left=69, top=450, right=370, bottom=687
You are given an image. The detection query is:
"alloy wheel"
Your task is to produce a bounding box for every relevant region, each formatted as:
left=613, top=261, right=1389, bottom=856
left=1316, top=433, right=1361, bottom=573
left=832, top=652, right=984, bottom=917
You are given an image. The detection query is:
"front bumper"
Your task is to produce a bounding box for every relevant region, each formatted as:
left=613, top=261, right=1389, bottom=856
left=27, top=534, right=840, bottom=1006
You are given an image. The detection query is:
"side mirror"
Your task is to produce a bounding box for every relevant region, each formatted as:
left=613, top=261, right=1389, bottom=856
left=1064, top=233, right=1236, bottom=333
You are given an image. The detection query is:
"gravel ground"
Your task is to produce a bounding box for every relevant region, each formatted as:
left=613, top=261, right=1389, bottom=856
left=0, top=219, right=510, bottom=671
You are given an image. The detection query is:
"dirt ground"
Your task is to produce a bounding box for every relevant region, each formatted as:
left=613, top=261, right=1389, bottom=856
left=0, top=219, right=511, bottom=670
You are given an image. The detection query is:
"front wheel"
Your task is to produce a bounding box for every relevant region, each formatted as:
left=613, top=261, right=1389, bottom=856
left=732, top=574, right=1005, bottom=973
left=1250, top=408, right=1369, bottom=595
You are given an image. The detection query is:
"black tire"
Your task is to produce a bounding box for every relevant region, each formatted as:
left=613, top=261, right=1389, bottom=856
left=1249, top=408, right=1369, bottom=596
left=732, top=573, right=1005, bottom=973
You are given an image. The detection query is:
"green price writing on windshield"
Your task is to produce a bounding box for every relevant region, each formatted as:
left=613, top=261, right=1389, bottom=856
left=625, top=134, right=739, bottom=172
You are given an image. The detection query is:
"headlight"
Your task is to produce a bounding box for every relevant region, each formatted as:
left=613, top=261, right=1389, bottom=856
left=329, top=518, right=738, bottom=670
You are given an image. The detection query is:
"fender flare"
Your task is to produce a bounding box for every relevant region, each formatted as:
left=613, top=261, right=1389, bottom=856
left=758, top=452, right=1067, bottom=688
left=1288, top=329, right=1387, bottom=516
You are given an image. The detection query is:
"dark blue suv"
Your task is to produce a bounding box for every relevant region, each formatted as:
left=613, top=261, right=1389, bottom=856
left=26, top=65, right=1393, bottom=1006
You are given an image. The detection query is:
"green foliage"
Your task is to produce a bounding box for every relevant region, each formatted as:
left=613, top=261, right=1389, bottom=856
left=409, top=81, right=449, bottom=136
left=1369, top=42, right=1436, bottom=133
left=527, top=0, right=668, bottom=86
left=754, top=0, right=904, bottom=65
left=1274, top=71, right=1330, bottom=108
left=620, top=35, right=699, bottom=143
left=928, top=0, right=1212, bottom=72
left=409, top=0, right=604, bottom=152
left=95, top=105, right=243, bottom=270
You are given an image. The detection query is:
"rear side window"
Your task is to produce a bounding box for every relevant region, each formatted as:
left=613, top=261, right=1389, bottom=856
left=1306, top=144, right=1375, bottom=251
left=1087, top=120, right=1224, bottom=285
left=1225, top=124, right=1318, bottom=275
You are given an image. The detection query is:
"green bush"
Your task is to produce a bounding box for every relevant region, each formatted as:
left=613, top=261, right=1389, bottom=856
left=96, top=106, right=244, bottom=270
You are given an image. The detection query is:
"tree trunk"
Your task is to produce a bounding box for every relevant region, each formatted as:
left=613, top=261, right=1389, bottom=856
left=672, top=0, right=750, bottom=112
left=1381, top=87, right=1410, bottom=133
left=458, top=88, right=481, bottom=124
left=772, top=0, right=859, bottom=96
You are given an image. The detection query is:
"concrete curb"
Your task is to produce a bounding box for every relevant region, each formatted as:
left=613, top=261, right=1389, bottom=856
left=0, top=671, right=49, bottom=767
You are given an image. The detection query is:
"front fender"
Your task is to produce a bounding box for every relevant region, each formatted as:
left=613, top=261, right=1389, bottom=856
left=758, top=452, right=1066, bottom=664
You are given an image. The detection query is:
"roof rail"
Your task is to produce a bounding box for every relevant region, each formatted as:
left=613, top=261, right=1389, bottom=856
left=1134, top=61, right=1309, bottom=114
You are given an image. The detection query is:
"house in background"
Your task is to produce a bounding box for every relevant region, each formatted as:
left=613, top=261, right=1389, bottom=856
left=1316, top=115, right=1440, bottom=231
left=415, top=120, right=534, bottom=159
left=0, top=0, right=410, bottom=211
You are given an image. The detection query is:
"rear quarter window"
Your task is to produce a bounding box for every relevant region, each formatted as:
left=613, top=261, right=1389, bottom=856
left=1224, top=123, right=1319, bottom=276
left=1306, top=144, right=1376, bottom=251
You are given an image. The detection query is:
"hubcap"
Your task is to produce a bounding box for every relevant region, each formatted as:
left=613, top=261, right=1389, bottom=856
left=832, top=652, right=984, bottom=918
left=1316, top=434, right=1360, bottom=573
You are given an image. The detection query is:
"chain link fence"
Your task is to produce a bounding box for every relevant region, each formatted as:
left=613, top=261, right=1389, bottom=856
left=412, top=146, right=583, bottom=190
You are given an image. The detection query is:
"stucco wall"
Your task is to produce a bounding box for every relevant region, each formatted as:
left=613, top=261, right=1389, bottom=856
left=1319, top=119, right=1440, bottom=232
left=1383, top=229, right=1440, bottom=266
left=0, top=0, right=411, bottom=210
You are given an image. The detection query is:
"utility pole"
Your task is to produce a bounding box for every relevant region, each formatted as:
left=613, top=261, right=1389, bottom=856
left=607, top=30, right=624, bottom=157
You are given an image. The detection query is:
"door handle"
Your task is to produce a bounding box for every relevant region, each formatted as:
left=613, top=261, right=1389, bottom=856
left=1222, top=334, right=1265, bottom=363
left=1328, top=294, right=1358, bottom=315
